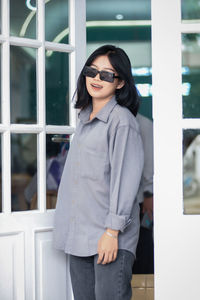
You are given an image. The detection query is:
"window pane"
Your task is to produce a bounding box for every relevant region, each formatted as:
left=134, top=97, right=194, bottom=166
left=46, top=134, right=70, bottom=209
left=11, top=134, right=37, bottom=211
left=182, top=0, right=200, bottom=22
left=10, top=46, right=37, bottom=124
left=182, top=34, right=200, bottom=118
left=46, top=51, right=69, bottom=125
left=86, top=0, right=152, bottom=119
left=87, top=0, right=151, bottom=21
left=45, top=0, right=69, bottom=44
left=183, top=129, right=200, bottom=214
left=10, top=0, right=37, bottom=39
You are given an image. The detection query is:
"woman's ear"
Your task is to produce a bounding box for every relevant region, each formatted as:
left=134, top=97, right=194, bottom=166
left=116, top=80, right=125, bottom=90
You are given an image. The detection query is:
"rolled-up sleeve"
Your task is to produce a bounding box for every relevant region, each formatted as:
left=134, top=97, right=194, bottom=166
left=105, top=125, right=144, bottom=232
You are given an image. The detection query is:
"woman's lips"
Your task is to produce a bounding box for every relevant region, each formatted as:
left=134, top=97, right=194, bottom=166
left=91, top=83, right=103, bottom=90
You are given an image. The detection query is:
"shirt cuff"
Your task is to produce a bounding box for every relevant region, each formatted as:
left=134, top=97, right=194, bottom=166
left=105, top=213, right=133, bottom=232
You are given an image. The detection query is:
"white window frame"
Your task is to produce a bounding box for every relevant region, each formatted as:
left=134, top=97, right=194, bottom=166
left=0, top=0, right=86, bottom=214
left=152, top=0, right=200, bottom=299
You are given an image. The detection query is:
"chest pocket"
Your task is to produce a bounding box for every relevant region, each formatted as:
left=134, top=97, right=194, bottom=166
left=80, top=145, right=109, bottom=181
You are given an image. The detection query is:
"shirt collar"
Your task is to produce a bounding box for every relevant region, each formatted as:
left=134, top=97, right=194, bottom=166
left=78, top=96, right=117, bottom=124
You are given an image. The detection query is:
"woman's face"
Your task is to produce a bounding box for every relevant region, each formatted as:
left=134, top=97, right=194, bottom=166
left=85, top=55, right=124, bottom=102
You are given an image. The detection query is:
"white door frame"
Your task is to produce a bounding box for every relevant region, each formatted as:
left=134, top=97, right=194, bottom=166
left=152, top=0, right=200, bottom=299
left=0, top=1, right=86, bottom=299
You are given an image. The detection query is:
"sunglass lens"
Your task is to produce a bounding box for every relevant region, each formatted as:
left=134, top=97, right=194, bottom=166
left=83, top=66, right=97, bottom=78
left=100, top=71, right=114, bottom=83
left=83, top=66, right=116, bottom=83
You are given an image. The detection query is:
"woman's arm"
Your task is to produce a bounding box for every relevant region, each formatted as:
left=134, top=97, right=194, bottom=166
left=97, top=125, right=144, bottom=264
left=105, top=125, right=144, bottom=231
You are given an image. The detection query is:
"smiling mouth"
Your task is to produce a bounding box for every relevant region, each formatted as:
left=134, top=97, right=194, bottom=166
left=91, top=83, right=103, bottom=89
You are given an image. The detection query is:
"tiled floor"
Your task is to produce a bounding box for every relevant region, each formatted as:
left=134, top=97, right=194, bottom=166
left=131, top=274, right=154, bottom=300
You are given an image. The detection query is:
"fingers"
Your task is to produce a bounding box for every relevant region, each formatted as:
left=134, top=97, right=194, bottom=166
left=101, top=252, right=109, bottom=265
left=97, top=250, right=118, bottom=265
left=113, top=250, right=118, bottom=262
left=97, top=252, right=104, bottom=264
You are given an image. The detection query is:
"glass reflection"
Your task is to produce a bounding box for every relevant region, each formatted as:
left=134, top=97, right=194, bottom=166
left=46, top=134, right=70, bottom=209
left=45, top=0, right=69, bottom=44
left=10, top=0, right=37, bottom=39
left=46, top=52, right=69, bottom=125
left=183, top=129, right=200, bottom=214
left=11, top=134, right=37, bottom=211
left=182, top=0, right=200, bottom=21
left=10, top=46, right=37, bottom=124
left=182, top=34, right=200, bottom=118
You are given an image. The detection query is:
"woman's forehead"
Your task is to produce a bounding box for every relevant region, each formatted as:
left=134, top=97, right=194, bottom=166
left=91, top=55, right=115, bottom=72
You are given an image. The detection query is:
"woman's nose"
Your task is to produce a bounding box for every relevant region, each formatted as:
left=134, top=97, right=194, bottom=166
left=94, top=71, right=101, bottom=80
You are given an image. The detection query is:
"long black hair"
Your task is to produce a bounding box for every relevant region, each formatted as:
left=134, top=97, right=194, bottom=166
left=74, top=45, right=139, bottom=116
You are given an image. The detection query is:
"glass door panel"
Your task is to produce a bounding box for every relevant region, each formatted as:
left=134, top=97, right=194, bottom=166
left=0, top=0, right=84, bottom=298
left=11, top=133, right=37, bottom=211
left=10, top=46, right=37, bottom=124
left=182, top=33, right=200, bottom=118
left=46, top=51, right=69, bottom=125
left=46, top=134, right=70, bottom=209
left=45, top=0, right=69, bottom=44
left=181, top=0, right=200, bottom=22
left=10, top=0, right=37, bottom=39
left=183, top=129, right=200, bottom=214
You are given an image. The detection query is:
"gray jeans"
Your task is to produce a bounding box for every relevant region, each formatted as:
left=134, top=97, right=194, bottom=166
left=69, top=249, right=134, bottom=300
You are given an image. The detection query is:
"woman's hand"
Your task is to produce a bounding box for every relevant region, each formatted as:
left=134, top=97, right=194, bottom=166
left=97, top=229, right=119, bottom=265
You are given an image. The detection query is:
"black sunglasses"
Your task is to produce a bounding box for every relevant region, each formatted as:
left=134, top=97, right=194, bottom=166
left=83, top=66, right=120, bottom=83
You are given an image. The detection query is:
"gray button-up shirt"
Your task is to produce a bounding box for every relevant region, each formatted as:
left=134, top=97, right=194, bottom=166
left=53, top=96, right=144, bottom=257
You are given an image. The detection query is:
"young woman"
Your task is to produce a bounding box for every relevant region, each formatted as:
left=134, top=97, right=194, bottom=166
left=53, top=45, right=144, bottom=300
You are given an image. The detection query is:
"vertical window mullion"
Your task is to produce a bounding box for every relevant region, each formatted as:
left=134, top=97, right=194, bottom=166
left=37, top=0, right=46, bottom=212
left=2, top=131, right=11, bottom=213
left=1, top=0, right=11, bottom=213
left=69, top=0, right=86, bottom=128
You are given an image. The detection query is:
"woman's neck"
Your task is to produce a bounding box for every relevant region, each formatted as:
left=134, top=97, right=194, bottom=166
left=91, top=97, right=111, bottom=115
